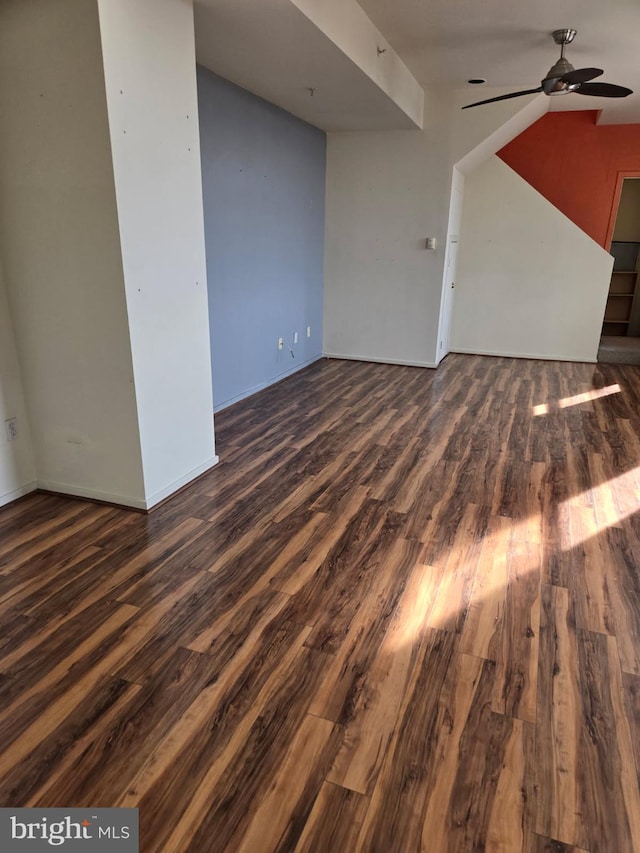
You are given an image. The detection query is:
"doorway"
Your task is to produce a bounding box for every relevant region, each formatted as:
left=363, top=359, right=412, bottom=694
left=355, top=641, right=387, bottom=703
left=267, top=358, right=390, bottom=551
left=599, top=177, right=640, bottom=364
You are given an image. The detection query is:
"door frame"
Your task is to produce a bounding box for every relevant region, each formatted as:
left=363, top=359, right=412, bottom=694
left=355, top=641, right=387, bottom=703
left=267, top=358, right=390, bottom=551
left=437, top=236, right=459, bottom=363
left=605, top=170, right=640, bottom=250
left=436, top=168, right=465, bottom=365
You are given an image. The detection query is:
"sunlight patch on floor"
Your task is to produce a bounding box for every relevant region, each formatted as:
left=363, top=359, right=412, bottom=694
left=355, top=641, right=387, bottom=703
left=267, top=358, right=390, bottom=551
left=560, top=466, right=640, bottom=549
left=559, top=385, right=621, bottom=409
left=388, top=516, right=530, bottom=650
left=533, top=384, right=621, bottom=416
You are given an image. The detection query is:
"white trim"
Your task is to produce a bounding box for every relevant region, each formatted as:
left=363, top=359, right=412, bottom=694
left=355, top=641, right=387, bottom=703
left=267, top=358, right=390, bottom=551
left=0, top=481, right=37, bottom=508
left=450, top=347, right=597, bottom=364
left=436, top=167, right=465, bottom=365
left=37, top=480, right=149, bottom=510
left=144, top=455, right=219, bottom=509
left=324, top=352, right=437, bottom=369
left=37, top=455, right=219, bottom=511
left=214, top=355, right=323, bottom=413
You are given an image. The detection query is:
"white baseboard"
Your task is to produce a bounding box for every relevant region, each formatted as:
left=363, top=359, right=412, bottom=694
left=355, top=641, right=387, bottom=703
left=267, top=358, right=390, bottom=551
left=214, top=355, right=323, bottom=412
left=37, top=455, right=220, bottom=511
left=324, top=352, right=438, bottom=369
left=0, top=481, right=37, bottom=508
left=450, top=346, right=597, bottom=364
left=144, top=455, right=219, bottom=509
left=37, top=479, right=149, bottom=510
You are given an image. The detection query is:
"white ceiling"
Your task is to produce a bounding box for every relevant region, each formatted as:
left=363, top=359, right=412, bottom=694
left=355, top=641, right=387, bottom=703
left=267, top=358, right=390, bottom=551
left=194, top=0, right=640, bottom=130
left=358, top=0, right=640, bottom=124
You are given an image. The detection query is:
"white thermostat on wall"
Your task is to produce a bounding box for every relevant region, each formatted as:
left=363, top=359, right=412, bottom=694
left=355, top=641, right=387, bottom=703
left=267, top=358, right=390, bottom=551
left=426, top=237, right=437, bottom=251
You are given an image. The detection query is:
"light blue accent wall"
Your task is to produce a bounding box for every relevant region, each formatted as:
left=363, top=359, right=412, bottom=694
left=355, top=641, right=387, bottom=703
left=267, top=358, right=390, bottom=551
left=197, top=66, right=326, bottom=412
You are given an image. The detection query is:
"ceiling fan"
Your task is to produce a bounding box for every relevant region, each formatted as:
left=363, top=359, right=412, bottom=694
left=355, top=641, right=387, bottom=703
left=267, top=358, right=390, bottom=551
left=462, top=29, right=633, bottom=109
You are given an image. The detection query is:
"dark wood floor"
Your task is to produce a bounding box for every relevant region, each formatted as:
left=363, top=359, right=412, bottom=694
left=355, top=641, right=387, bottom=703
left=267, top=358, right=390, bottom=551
left=1, top=354, right=640, bottom=852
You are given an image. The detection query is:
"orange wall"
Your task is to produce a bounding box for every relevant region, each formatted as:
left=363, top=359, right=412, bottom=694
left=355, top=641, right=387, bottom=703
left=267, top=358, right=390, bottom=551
left=498, top=110, right=640, bottom=248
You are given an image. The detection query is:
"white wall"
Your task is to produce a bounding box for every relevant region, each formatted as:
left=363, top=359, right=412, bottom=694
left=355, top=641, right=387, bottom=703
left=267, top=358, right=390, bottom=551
left=0, top=261, right=35, bottom=507
left=0, top=0, right=145, bottom=506
left=97, top=0, right=217, bottom=506
left=323, top=93, right=547, bottom=369
left=323, top=126, right=450, bottom=367
left=451, top=156, right=613, bottom=363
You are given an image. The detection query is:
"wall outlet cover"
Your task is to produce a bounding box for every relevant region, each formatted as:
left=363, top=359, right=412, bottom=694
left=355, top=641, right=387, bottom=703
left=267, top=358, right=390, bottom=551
left=5, top=418, right=18, bottom=441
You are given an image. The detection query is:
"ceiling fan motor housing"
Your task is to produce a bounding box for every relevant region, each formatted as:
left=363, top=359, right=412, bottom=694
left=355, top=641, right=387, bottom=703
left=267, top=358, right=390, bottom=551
left=542, top=56, right=576, bottom=93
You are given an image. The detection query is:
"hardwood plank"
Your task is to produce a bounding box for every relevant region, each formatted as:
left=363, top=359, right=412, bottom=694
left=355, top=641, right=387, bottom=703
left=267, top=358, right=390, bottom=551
left=484, top=718, right=536, bottom=852
left=569, top=505, right=615, bottom=635
left=0, top=610, right=46, bottom=660
left=306, top=539, right=430, bottom=725
left=112, top=572, right=237, bottom=683
left=0, top=505, right=118, bottom=573
left=236, top=714, right=342, bottom=853
left=353, top=629, right=458, bottom=852
left=0, top=601, right=140, bottom=775
left=0, top=676, right=141, bottom=805
left=0, top=546, right=102, bottom=614
left=492, top=537, right=541, bottom=723
left=607, top=525, right=640, bottom=675
left=535, top=585, right=584, bottom=846
left=622, top=671, right=640, bottom=788
left=540, top=461, right=573, bottom=587
left=326, top=555, right=440, bottom=794
left=185, top=587, right=291, bottom=656
left=424, top=502, right=487, bottom=634
left=273, top=490, right=369, bottom=595
left=589, top=450, right=624, bottom=531
left=575, top=631, right=640, bottom=852
left=196, top=503, right=315, bottom=584
left=157, top=644, right=332, bottom=852
left=459, top=515, right=512, bottom=660
left=497, top=455, right=533, bottom=520
left=300, top=506, right=408, bottom=655
left=293, top=782, right=370, bottom=853
left=277, top=498, right=404, bottom=648
left=117, top=622, right=314, bottom=820
left=310, top=443, right=384, bottom=511
left=31, top=647, right=226, bottom=808
left=418, top=656, right=534, bottom=853
left=0, top=492, right=68, bottom=531
left=0, top=502, right=91, bottom=566
left=400, top=457, right=462, bottom=542
left=14, top=516, right=208, bottom=630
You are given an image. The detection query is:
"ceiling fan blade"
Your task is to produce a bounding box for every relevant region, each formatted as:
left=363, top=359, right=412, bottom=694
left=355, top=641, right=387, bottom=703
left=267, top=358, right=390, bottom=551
left=561, top=67, right=603, bottom=85
left=462, top=87, right=543, bottom=110
left=575, top=82, right=633, bottom=98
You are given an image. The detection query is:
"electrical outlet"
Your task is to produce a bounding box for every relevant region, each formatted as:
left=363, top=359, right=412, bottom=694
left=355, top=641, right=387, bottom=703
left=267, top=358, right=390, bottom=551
left=306, top=325, right=311, bottom=338
left=5, top=418, right=17, bottom=441
left=278, top=337, right=284, bottom=350
left=293, top=332, right=298, bottom=344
